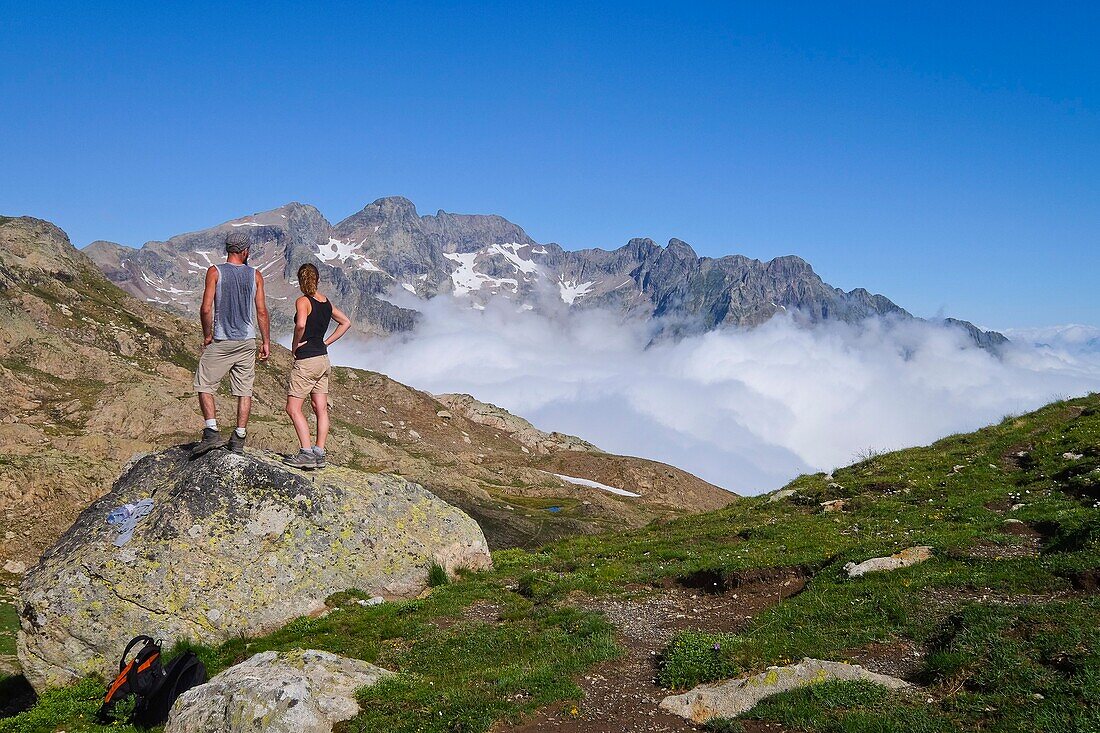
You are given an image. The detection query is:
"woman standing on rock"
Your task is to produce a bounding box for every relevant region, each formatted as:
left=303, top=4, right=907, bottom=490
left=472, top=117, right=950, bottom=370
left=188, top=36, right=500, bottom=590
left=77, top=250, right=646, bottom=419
left=284, top=263, right=352, bottom=469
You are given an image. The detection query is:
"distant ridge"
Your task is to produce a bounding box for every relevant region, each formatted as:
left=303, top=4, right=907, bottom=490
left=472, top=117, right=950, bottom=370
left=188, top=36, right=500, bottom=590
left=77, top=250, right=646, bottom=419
left=84, top=196, right=1007, bottom=347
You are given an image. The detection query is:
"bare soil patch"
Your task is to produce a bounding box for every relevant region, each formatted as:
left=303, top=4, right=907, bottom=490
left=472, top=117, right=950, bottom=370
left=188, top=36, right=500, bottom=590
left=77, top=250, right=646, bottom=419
left=494, top=573, right=806, bottom=733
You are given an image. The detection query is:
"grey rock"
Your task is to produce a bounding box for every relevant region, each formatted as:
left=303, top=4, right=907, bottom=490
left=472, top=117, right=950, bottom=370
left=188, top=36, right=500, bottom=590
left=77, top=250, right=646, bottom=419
left=165, top=649, right=392, bottom=733
left=660, top=658, right=911, bottom=723
left=767, top=489, right=798, bottom=503
left=17, top=447, right=491, bottom=692
left=844, top=546, right=933, bottom=578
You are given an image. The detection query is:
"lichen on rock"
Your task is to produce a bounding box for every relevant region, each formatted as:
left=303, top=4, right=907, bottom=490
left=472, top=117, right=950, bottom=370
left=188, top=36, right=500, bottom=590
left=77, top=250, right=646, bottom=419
left=16, top=446, right=491, bottom=692
left=844, top=546, right=933, bottom=578
left=660, top=657, right=912, bottom=723
left=164, top=648, right=393, bottom=733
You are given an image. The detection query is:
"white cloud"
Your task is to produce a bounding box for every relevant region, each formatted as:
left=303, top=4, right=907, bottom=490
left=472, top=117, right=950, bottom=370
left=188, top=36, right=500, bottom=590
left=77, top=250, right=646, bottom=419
left=331, top=299, right=1100, bottom=496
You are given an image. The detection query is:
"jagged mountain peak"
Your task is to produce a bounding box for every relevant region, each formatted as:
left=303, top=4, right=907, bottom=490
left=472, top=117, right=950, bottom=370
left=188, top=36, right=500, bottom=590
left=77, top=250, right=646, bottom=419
left=666, top=238, right=698, bottom=260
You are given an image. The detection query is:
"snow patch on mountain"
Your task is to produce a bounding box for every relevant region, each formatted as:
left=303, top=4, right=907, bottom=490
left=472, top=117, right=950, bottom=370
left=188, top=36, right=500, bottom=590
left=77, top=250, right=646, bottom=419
left=140, top=271, right=193, bottom=296
left=559, top=278, right=595, bottom=305
left=317, top=238, right=360, bottom=263
left=489, top=242, right=539, bottom=276
left=444, top=252, right=520, bottom=296
left=316, top=237, right=385, bottom=273
left=553, top=473, right=641, bottom=497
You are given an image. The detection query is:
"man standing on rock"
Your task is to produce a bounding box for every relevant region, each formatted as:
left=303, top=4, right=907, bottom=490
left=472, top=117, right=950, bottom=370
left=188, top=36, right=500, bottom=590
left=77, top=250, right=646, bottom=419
left=190, top=231, right=270, bottom=457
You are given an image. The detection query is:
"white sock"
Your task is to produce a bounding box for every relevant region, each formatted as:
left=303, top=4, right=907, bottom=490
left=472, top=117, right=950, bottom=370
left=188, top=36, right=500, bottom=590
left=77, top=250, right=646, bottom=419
left=312, top=445, right=325, bottom=455
left=234, top=427, right=246, bottom=438
left=204, top=419, right=218, bottom=431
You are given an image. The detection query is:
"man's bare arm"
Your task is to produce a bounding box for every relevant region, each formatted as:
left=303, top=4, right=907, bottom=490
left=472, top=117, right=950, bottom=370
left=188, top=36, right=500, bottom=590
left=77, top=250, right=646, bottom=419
left=200, top=266, right=218, bottom=348
left=255, top=269, right=271, bottom=361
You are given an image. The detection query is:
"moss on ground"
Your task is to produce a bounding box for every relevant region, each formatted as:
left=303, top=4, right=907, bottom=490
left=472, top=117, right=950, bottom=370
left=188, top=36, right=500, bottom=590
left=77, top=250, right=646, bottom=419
left=0, top=603, right=17, bottom=657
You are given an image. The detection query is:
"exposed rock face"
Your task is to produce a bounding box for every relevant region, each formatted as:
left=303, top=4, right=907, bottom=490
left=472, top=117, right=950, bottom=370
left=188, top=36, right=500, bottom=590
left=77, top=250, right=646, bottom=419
left=84, top=202, right=418, bottom=337
left=82, top=197, right=1005, bottom=347
left=165, top=649, right=392, bottom=733
left=767, top=489, right=798, bottom=503
left=436, top=393, right=599, bottom=455
left=660, top=658, right=912, bottom=723
left=844, top=546, right=933, bottom=578
left=16, top=447, right=490, bottom=692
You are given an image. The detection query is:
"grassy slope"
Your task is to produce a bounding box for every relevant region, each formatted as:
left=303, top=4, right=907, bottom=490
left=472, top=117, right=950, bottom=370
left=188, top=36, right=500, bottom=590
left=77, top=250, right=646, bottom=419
left=3, top=394, right=1099, bottom=733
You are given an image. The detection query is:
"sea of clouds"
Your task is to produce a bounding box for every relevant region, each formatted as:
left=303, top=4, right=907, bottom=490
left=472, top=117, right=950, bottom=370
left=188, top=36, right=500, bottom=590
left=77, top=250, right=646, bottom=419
left=332, top=298, right=1100, bottom=496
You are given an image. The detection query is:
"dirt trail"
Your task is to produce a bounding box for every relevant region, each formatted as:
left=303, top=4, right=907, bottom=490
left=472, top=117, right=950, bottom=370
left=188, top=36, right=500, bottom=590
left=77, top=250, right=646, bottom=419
left=496, top=571, right=805, bottom=733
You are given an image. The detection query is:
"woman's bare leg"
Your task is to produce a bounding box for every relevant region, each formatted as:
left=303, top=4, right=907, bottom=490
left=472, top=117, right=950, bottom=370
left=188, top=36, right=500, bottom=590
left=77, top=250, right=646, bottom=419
left=311, top=392, right=329, bottom=451
left=285, top=396, right=312, bottom=451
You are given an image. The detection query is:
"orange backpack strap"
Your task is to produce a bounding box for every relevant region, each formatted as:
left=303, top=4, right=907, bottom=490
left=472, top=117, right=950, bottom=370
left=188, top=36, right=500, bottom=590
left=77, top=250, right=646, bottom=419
left=104, top=660, right=135, bottom=704
left=137, top=652, right=160, bottom=673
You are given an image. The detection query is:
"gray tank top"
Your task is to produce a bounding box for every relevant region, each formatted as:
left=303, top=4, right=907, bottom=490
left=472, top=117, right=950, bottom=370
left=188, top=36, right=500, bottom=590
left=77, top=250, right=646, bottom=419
left=213, top=263, right=257, bottom=340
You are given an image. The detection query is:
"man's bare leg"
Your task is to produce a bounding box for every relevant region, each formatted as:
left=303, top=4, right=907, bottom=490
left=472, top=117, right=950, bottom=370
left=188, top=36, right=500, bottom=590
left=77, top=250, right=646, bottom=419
left=225, top=395, right=253, bottom=454
left=236, top=395, right=252, bottom=430
left=191, top=391, right=227, bottom=457
left=199, top=392, right=217, bottom=421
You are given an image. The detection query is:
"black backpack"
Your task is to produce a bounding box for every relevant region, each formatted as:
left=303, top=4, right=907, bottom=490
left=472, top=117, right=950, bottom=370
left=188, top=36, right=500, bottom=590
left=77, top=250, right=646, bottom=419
left=96, top=635, right=208, bottom=727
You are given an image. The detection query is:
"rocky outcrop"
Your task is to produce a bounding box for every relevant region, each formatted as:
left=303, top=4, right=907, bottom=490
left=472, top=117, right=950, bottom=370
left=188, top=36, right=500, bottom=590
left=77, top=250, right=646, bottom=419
left=436, top=393, right=600, bottom=454
left=165, top=649, right=391, bottom=733
left=844, top=546, right=933, bottom=578
left=660, top=658, right=911, bottom=723
left=1, top=215, right=738, bottom=572
left=16, top=447, right=491, bottom=692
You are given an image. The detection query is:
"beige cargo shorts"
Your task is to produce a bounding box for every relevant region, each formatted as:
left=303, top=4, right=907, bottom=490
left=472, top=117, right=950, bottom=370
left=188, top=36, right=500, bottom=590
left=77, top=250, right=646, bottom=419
left=194, top=339, right=256, bottom=397
left=288, top=355, right=331, bottom=398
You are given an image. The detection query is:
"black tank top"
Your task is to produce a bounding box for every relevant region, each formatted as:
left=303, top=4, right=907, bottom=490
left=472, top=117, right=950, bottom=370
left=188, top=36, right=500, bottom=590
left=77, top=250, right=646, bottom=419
left=296, top=296, right=333, bottom=360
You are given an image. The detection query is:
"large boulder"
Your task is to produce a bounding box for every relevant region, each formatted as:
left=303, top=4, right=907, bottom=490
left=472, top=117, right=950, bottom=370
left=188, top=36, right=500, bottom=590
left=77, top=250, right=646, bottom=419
left=17, top=447, right=491, bottom=692
left=660, top=658, right=911, bottom=723
left=165, top=649, right=392, bottom=733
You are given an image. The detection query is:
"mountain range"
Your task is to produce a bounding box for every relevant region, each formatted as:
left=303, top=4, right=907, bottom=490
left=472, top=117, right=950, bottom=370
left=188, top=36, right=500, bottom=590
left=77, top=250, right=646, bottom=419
left=84, top=196, right=1007, bottom=346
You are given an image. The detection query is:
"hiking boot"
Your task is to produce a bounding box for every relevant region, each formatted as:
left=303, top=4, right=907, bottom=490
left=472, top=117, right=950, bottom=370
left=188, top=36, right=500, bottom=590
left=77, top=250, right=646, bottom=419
left=190, top=428, right=225, bottom=458
left=227, top=431, right=246, bottom=454
left=283, top=449, right=317, bottom=470
left=312, top=447, right=327, bottom=469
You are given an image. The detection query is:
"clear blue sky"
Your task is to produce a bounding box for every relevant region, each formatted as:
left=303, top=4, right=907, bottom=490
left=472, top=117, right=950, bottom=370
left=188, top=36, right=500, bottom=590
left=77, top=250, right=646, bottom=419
left=2, top=1, right=1097, bottom=328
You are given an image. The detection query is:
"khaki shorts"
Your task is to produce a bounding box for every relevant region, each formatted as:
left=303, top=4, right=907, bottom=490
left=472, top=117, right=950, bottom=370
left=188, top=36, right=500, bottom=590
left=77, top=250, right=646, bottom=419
left=288, top=355, right=330, bottom=398
left=194, top=339, right=256, bottom=397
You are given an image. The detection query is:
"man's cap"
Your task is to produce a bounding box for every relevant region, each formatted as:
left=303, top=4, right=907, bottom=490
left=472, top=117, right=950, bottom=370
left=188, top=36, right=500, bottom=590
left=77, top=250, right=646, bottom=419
left=225, top=231, right=251, bottom=253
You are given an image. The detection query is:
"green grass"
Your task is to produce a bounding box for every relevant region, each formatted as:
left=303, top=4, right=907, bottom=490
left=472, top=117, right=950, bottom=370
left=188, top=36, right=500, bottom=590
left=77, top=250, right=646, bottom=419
left=427, top=561, right=450, bottom=587
left=5, top=394, right=1100, bottom=732
left=0, top=602, right=17, bottom=657
left=180, top=581, right=618, bottom=733
left=0, top=677, right=141, bottom=733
